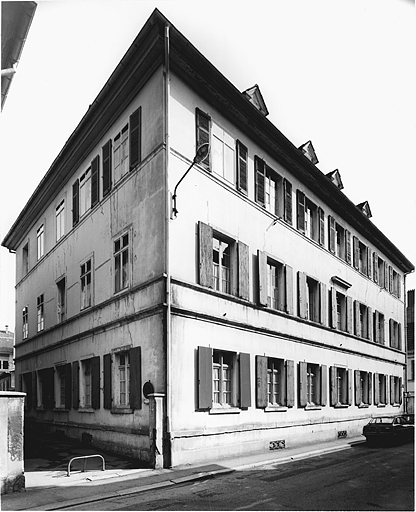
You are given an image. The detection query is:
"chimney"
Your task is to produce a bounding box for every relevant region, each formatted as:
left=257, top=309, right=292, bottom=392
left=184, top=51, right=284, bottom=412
left=5, top=325, right=9, bottom=334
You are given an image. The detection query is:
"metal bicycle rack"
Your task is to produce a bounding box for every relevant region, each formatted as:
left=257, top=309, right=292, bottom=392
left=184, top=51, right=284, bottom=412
left=67, top=454, right=106, bottom=477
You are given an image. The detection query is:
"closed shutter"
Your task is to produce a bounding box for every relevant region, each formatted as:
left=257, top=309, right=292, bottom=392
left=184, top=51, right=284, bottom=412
left=320, top=365, right=327, bottom=406
left=256, top=355, right=268, bottom=408
left=368, top=373, right=372, bottom=405
left=199, top=222, right=213, bottom=288
left=65, top=363, right=72, bottom=410
left=298, top=272, right=308, bottom=319
left=330, top=366, right=337, bottom=406
left=374, top=373, right=379, bottom=405
left=296, top=190, right=305, bottom=233
left=255, top=157, right=265, bottom=206
left=41, top=368, right=54, bottom=410
left=286, top=360, right=295, bottom=407
left=320, top=282, right=327, bottom=326
left=238, top=242, right=250, bottom=300
left=129, top=107, right=141, bottom=171
left=72, top=180, right=79, bottom=226
left=91, top=356, right=100, bottom=410
left=373, top=252, right=378, bottom=283
left=299, top=361, right=308, bottom=407
left=102, top=140, right=112, bottom=197
left=196, top=109, right=210, bottom=171
left=318, top=207, right=325, bottom=246
left=285, top=265, right=294, bottom=315
left=328, top=216, right=336, bottom=253
left=348, top=369, right=353, bottom=405
left=129, top=346, right=142, bottom=410
left=354, top=301, right=360, bottom=336
left=103, top=353, right=112, bottom=410
left=198, top=346, right=212, bottom=409
left=91, top=155, right=100, bottom=207
left=258, top=250, right=268, bottom=306
left=283, top=179, right=292, bottom=225
left=367, top=248, right=372, bottom=278
left=368, top=307, right=373, bottom=341
left=355, top=370, right=361, bottom=406
left=236, top=141, right=248, bottom=193
left=331, top=287, right=337, bottom=329
left=72, top=361, right=79, bottom=409
left=353, top=236, right=359, bottom=269
left=345, top=230, right=351, bottom=264
left=346, top=296, right=353, bottom=334
left=239, top=352, right=251, bottom=408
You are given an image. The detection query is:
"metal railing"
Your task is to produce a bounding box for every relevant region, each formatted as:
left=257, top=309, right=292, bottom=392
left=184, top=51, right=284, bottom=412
left=67, top=454, right=105, bottom=477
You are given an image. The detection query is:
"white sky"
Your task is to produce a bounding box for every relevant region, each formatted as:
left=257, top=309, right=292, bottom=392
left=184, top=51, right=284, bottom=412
left=1, top=0, right=415, bottom=331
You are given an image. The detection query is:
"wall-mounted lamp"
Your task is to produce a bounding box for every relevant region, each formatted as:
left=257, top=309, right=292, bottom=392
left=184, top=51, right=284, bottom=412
left=171, top=143, right=210, bottom=219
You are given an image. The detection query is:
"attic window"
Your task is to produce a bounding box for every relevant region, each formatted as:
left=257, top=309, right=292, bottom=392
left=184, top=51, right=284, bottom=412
left=298, top=141, right=319, bottom=165
left=356, top=201, right=372, bottom=218
left=242, top=85, right=269, bottom=116
left=326, top=169, right=344, bottom=190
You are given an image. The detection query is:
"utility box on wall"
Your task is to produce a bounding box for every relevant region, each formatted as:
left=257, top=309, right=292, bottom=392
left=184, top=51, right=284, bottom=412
left=0, top=392, right=25, bottom=494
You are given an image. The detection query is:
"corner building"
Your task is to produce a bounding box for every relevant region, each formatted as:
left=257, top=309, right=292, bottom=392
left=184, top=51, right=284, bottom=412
left=2, top=10, right=413, bottom=467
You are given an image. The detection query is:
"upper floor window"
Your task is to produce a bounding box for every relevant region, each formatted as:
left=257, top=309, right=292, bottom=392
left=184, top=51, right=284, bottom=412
left=297, top=191, right=324, bottom=245
left=22, top=242, right=29, bottom=275
left=212, top=121, right=235, bottom=184
left=196, top=109, right=210, bottom=171
left=56, top=200, right=65, bottom=241
left=102, top=140, right=112, bottom=197
left=330, top=366, right=351, bottom=407
left=255, top=356, right=294, bottom=409
left=374, top=373, right=387, bottom=405
left=298, top=272, right=326, bottom=325
left=389, top=319, right=402, bottom=350
left=354, top=301, right=371, bottom=340
left=390, top=376, right=402, bottom=405
left=236, top=140, right=248, bottom=193
left=114, top=233, right=130, bottom=293
left=72, top=155, right=99, bottom=226
left=22, top=306, right=28, bottom=340
left=80, top=259, right=92, bottom=310
left=353, top=236, right=371, bottom=278
left=114, top=125, right=129, bottom=183
left=213, top=236, right=231, bottom=294
left=299, top=362, right=326, bottom=408
left=37, top=224, right=44, bottom=260
left=79, top=168, right=91, bottom=217
left=328, top=217, right=351, bottom=264
left=373, top=311, right=385, bottom=344
left=372, top=252, right=385, bottom=287
left=37, top=294, right=44, bottom=332
left=57, top=278, right=66, bottom=323
left=258, top=251, right=294, bottom=315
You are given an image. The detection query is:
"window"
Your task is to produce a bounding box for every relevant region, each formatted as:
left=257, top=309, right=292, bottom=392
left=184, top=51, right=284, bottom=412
left=372, top=252, right=385, bottom=287
left=374, top=373, right=387, bottom=405
left=129, top=107, right=141, bottom=172
left=114, top=233, right=130, bottom=293
left=258, top=251, right=293, bottom=314
left=37, top=294, right=44, bottom=332
left=297, top=191, right=324, bottom=245
left=102, top=139, right=112, bottom=197
left=22, top=242, right=29, bottom=275
left=79, top=168, right=91, bottom=217
left=56, top=200, right=65, bottom=241
left=373, top=311, right=385, bottom=344
left=335, top=291, right=347, bottom=331
left=37, top=224, right=44, bottom=260
left=72, top=155, right=100, bottom=226
left=390, top=376, right=402, bottom=405
left=197, top=346, right=251, bottom=410
left=236, top=140, right=248, bottom=193
left=196, top=109, right=210, bottom=171
left=1, top=359, right=9, bottom=370
left=392, top=270, right=401, bottom=298
left=307, top=276, right=320, bottom=322
left=256, top=356, right=294, bottom=409
left=199, top=222, right=249, bottom=300
left=212, top=121, right=235, bottom=184
left=354, top=370, right=372, bottom=406
left=57, top=278, right=66, bottom=323
left=114, top=124, right=129, bottom=183
left=116, top=352, right=130, bottom=407
left=353, top=236, right=371, bottom=277
left=298, top=272, right=326, bottom=324
left=409, top=360, right=414, bottom=382
left=55, top=364, right=71, bottom=409
left=82, top=360, right=92, bottom=407
left=330, top=367, right=351, bottom=406
left=80, top=259, right=92, bottom=309
left=80, top=357, right=100, bottom=409
left=328, top=217, right=351, bottom=264
left=389, top=319, right=401, bottom=349
left=38, top=368, right=55, bottom=409
left=354, top=301, right=371, bottom=340
left=22, top=306, right=28, bottom=339
left=299, top=362, right=326, bottom=407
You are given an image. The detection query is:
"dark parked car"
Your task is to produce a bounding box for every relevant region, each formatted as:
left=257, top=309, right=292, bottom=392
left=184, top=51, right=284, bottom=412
left=363, top=414, right=414, bottom=445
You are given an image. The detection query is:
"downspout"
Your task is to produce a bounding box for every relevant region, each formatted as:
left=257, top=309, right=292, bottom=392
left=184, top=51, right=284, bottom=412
left=403, top=270, right=413, bottom=412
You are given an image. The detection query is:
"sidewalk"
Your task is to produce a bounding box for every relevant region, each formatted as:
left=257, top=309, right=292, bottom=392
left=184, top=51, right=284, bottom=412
left=1, top=435, right=365, bottom=511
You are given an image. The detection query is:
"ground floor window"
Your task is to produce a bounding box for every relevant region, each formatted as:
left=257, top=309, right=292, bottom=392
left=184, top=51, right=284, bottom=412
left=38, top=368, right=54, bottom=409
left=79, top=357, right=100, bottom=409
left=55, top=364, right=71, bottom=409
left=299, top=362, right=326, bottom=408
left=355, top=370, right=372, bottom=406
left=330, top=367, right=351, bottom=406
left=256, top=356, right=294, bottom=409
left=390, top=376, right=402, bottom=405
left=374, top=373, right=387, bottom=405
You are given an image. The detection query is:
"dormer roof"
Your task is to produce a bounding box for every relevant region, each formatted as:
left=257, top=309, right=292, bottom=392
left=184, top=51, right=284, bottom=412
left=326, top=169, right=344, bottom=190
left=356, top=201, right=372, bottom=218
left=242, top=85, right=269, bottom=116
left=298, top=140, right=319, bottom=165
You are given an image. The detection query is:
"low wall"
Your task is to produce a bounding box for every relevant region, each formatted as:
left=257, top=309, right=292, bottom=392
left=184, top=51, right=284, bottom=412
left=0, top=392, right=25, bottom=494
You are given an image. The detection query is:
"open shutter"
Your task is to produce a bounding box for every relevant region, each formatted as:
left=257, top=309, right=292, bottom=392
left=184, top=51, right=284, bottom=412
left=354, top=301, right=360, bottom=336
left=320, top=365, right=327, bottom=406
left=129, top=346, right=142, bottom=410
left=256, top=356, right=268, bottom=408
left=345, top=230, right=351, bottom=264
left=258, top=250, right=268, bottom=306
left=102, top=140, right=112, bottom=197
left=353, top=237, right=359, bottom=269
left=355, top=370, right=361, bottom=405
left=296, top=190, right=305, bottom=233
left=328, top=216, right=336, bottom=253
left=283, top=179, right=292, bottom=225
left=397, top=274, right=401, bottom=299
left=285, top=265, right=294, bottom=315
left=318, top=208, right=325, bottom=246
left=91, top=356, right=100, bottom=410
left=348, top=369, right=353, bottom=405
left=255, top=157, right=265, bottom=206
left=72, top=180, right=79, bottom=226
left=198, top=346, right=212, bottom=410
left=367, top=248, right=372, bottom=278
left=331, top=287, right=337, bottom=328
left=196, top=109, right=210, bottom=171
left=65, top=363, right=72, bottom=410
left=298, top=272, right=308, bottom=319
left=199, top=222, right=213, bottom=288
left=374, top=373, right=379, bottom=405
left=330, top=366, right=337, bottom=406
left=299, top=361, right=308, bottom=407
left=236, top=140, right=248, bottom=193
left=390, top=375, right=395, bottom=404
left=129, top=107, right=141, bottom=171
left=389, top=265, right=393, bottom=292
left=389, top=319, right=393, bottom=347
left=239, top=353, right=251, bottom=408
left=398, top=323, right=402, bottom=350
left=399, top=377, right=402, bottom=404
left=373, top=252, right=378, bottom=283
left=72, top=361, right=79, bottom=409
left=368, top=373, right=372, bottom=405
left=346, top=296, right=353, bottom=334
left=368, top=307, right=373, bottom=341
left=384, top=264, right=389, bottom=290
left=320, top=282, right=327, bottom=326
left=238, top=242, right=250, bottom=300
left=286, top=360, right=295, bottom=407
left=374, top=310, right=380, bottom=343
left=103, top=353, right=112, bottom=410
left=91, top=155, right=100, bottom=207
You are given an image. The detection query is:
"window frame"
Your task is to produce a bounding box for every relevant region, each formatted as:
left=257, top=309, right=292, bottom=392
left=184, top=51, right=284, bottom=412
left=56, top=277, right=66, bottom=323
left=55, top=199, right=65, bottom=242
left=299, top=361, right=327, bottom=408
left=354, top=370, right=372, bottom=407
left=36, top=224, right=45, bottom=260
left=113, top=231, right=130, bottom=294
left=80, top=258, right=93, bottom=310
left=22, top=306, right=29, bottom=340
left=37, top=294, right=44, bottom=332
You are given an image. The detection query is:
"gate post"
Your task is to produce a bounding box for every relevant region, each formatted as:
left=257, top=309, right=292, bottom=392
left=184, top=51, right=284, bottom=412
left=148, top=393, right=165, bottom=469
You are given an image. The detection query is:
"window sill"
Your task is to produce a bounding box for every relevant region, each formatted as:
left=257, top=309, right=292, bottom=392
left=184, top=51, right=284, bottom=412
left=358, top=403, right=369, bottom=408
left=53, top=407, right=69, bottom=412
left=265, top=405, right=288, bottom=412
left=391, top=403, right=400, bottom=408
left=78, top=407, right=95, bottom=413
left=209, top=407, right=240, bottom=415
left=111, top=407, right=133, bottom=414
left=377, top=403, right=386, bottom=408
left=334, top=403, right=349, bottom=409
left=304, top=404, right=321, bottom=411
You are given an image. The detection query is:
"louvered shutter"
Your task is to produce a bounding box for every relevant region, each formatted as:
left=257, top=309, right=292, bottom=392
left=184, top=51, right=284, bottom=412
left=256, top=355, right=268, bottom=408
left=345, top=230, right=351, bottom=264
left=330, top=366, right=338, bottom=406
left=373, top=252, right=378, bottom=283
left=348, top=369, right=353, bottom=405
left=374, top=310, right=380, bottom=343
left=65, top=363, right=72, bottom=410
left=397, top=274, right=401, bottom=299
left=129, top=346, right=142, bottom=410
left=398, top=323, right=402, bottom=350
left=199, top=222, right=213, bottom=288
left=91, top=155, right=100, bottom=207
left=354, top=301, right=360, bottom=336
left=374, top=373, right=379, bottom=405
left=353, top=237, right=359, bottom=269
left=102, top=140, right=112, bottom=196
left=296, top=191, right=305, bottom=233
left=390, top=375, right=394, bottom=404
left=91, top=356, right=100, bottom=410
left=285, top=265, right=294, bottom=315
left=239, top=352, right=251, bottom=408
left=238, top=241, right=250, bottom=300
left=320, top=365, right=327, bottom=406
left=299, top=362, right=308, bottom=407
left=255, top=157, right=265, bottom=206
left=384, top=263, right=389, bottom=290
left=355, top=370, right=361, bottom=405
left=72, top=180, right=79, bottom=226
left=318, top=207, right=325, bottom=246
left=286, top=360, right=295, bottom=407
left=320, top=282, right=327, bottom=326
left=283, top=179, right=292, bottom=225
left=367, top=248, right=372, bottom=278
left=129, top=107, right=141, bottom=171
left=198, top=346, right=212, bottom=409
left=236, top=141, right=248, bottom=193
left=258, top=250, right=268, bottom=306
left=331, top=287, right=337, bottom=329
left=103, top=353, right=112, bottom=410
left=298, top=272, right=308, bottom=319
left=196, top=109, right=210, bottom=171
left=399, top=377, right=402, bottom=404
left=389, top=266, right=393, bottom=292
left=72, top=361, right=79, bottom=409
left=368, top=307, right=373, bottom=341
left=328, top=216, right=336, bottom=253
left=346, top=296, right=353, bottom=334
left=368, top=373, right=372, bottom=405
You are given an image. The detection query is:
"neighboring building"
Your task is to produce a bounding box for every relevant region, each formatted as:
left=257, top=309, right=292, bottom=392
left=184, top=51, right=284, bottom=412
left=0, top=326, right=15, bottom=391
left=406, top=289, right=414, bottom=413
left=1, top=10, right=414, bottom=467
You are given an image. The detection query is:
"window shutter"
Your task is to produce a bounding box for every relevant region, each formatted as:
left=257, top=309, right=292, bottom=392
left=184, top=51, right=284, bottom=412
left=198, top=346, right=212, bottom=409
left=298, top=272, right=308, bottom=319
left=398, top=323, right=402, bottom=350
left=129, top=107, right=141, bottom=171
left=374, top=310, right=379, bottom=343
left=353, top=236, right=359, bottom=270
left=373, top=252, right=378, bottom=283
left=102, top=140, right=112, bottom=197
left=199, top=222, right=213, bottom=288
left=397, top=274, right=401, bottom=299
left=25, top=372, right=33, bottom=410
left=367, top=307, right=373, bottom=341
left=238, top=241, right=250, bottom=300
left=345, top=230, right=351, bottom=264
left=72, top=180, right=79, bottom=226
left=389, top=318, right=393, bottom=347
left=384, top=263, right=389, bottom=290
left=348, top=369, right=353, bottom=405
left=299, top=361, right=308, bottom=407
left=285, top=265, right=294, bottom=315
left=346, top=296, right=353, bottom=334
left=367, top=373, right=372, bottom=405
left=320, top=282, right=327, bottom=326
left=399, top=377, right=402, bottom=404
left=239, top=352, right=251, bottom=408
left=328, top=216, right=336, bottom=254
left=390, top=375, right=394, bottom=404
left=91, top=356, right=100, bottom=410
left=103, top=353, right=112, bottom=410
left=257, top=250, right=268, bottom=306
left=354, top=301, right=360, bottom=336
left=129, top=346, right=142, bottom=410
left=32, top=372, right=38, bottom=409
left=320, top=365, right=327, bottom=406
left=389, top=266, right=393, bottom=292
left=72, top=361, right=79, bottom=409
left=386, top=377, right=389, bottom=405
left=65, top=363, right=72, bottom=410
left=318, top=207, right=325, bottom=246
left=331, top=287, right=337, bottom=329
left=355, top=370, right=361, bottom=406
left=367, top=248, right=372, bottom=278
left=374, top=373, right=379, bottom=405
left=296, top=190, right=305, bottom=233
left=256, top=355, right=268, bottom=408
left=91, top=155, right=100, bottom=207
left=283, top=179, right=292, bottom=225
left=236, top=141, right=248, bottom=193
left=286, top=360, right=295, bottom=407
left=255, top=157, right=265, bottom=206
left=196, top=109, right=210, bottom=171
left=330, top=366, right=338, bottom=406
